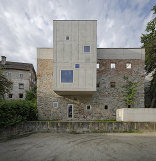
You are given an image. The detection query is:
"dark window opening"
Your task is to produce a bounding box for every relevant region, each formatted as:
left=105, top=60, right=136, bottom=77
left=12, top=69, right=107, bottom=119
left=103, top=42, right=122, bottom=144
left=86, top=105, right=91, bottom=110
left=19, top=93, right=23, bottom=98
left=9, top=94, right=13, bottom=98
left=61, top=70, right=73, bottom=83
left=19, top=83, right=24, bottom=89
left=105, top=105, right=108, bottom=109
left=110, top=82, right=116, bottom=88
left=96, top=82, right=100, bottom=87
left=66, top=36, right=69, bottom=40
left=84, top=46, right=90, bottom=52
left=75, top=64, right=80, bottom=68
left=68, top=104, right=73, bottom=118
left=128, top=105, right=131, bottom=108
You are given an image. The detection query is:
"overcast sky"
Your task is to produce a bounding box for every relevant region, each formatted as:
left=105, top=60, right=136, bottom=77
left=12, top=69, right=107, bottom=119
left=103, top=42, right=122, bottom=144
left=0, top=0, right=155, bottom=70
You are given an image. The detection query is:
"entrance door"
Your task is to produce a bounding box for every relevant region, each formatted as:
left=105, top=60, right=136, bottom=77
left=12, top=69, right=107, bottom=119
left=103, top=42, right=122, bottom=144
left=68, top=104, right=73, bottom=118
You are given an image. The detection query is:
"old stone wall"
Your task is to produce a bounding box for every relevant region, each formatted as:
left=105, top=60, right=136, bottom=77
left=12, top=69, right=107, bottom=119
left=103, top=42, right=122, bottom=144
left=37, top=54, right=144, bottom=121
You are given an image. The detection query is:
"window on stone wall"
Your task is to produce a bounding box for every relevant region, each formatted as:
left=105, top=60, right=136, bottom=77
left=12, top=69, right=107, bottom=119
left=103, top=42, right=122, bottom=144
left=19, top=83, right=24, bottom=89
left=19, top=93, right=23, bottom=98
left=19, top=73, right=23, bottom=78
left=7, top=72, right=11, bottom=77
left=53, top=102, right=58, bottom=108
left=105, top=105, right=108, bottom=109
left=126, top=63, right=132, bottom=69
left=86, top=105, right=91, bottom=110
left=97, top=63, right=99, bottom=69
left=111, top=63, right=115, bottom=69
left=110, top=82, right=116, bottom=88
left=8, top=94, right=13, bottom=98
left=96, top=82, right=100, bottom=87
left=128, top=105, right=131, bottom=108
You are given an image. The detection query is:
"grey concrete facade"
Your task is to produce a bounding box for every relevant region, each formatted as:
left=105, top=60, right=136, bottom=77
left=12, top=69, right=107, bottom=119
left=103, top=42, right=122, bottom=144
left=37, top=20, right=145, bottom=121
left=0, top=56, right=36, bottom=100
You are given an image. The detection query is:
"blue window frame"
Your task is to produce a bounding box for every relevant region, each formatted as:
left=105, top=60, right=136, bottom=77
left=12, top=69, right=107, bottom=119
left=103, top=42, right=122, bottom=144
left=75, top=64, right=80, bottom=68
left=84, top=46, right=90, bottom=52
left=61, top=70, right=73, bottom=83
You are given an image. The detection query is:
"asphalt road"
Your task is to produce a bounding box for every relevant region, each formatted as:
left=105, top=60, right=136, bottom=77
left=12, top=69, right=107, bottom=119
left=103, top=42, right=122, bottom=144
left=0, top=132, right=156, bottom=161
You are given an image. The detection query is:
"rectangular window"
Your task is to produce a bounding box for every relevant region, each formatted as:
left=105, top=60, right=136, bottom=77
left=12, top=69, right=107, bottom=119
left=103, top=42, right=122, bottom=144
left=19, top=74, right=23, bottom=78
left=7, top=72, right=11, bottom=77
left=19, top=83, right=24, bottom=89
left=53, top=102, right=58, bottom=108
left=8, top=94, right=13, bottom=98
left=68, top=104, right=73, bottom=118
left=66, top=36, right=69, bottom=40
left=86, top=105, right=91, bottom=110
left=105, top=105, right=108, bottom=109
left=61, top=70, right=73, bottom=83
left=110, top=82, right=116, bottom=88
left=19, top=93, right=23, bottom=98
left=84, top=46, right=90, bottom=52
left=75, top=64, right=80, bottom=68
left=126, top=63, right=132, bottom=69
left=111, top=63, right=115, bottom=69
left=97, top=64, right=99, bottom=69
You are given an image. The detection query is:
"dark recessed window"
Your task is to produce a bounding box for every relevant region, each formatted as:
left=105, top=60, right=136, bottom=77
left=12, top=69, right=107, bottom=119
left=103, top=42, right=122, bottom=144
left=128, top=105, right=131, bottom=108
left=19, top=93, right=23, bottom=98
left=19, top=83, right=24, bottom=89
left=9, top=94, right=13, bottom=98
left=105, top=105, right=108, bottom=109
left=110, top=82, right=116, bottom=88
left=96, top=82, right=100, bottom=87
left=19, top=74, right=23, bottom=78
left=61, top=70, right=73, bottom=83
left=75, top=64, right=80, bottom=68
left=66, top=36, right=69, bottom=40
left=86, top=105, right=91, bottom=110
left=84, top=46, right=90, bottom=52
left=53, top=102, right=58, bottom=108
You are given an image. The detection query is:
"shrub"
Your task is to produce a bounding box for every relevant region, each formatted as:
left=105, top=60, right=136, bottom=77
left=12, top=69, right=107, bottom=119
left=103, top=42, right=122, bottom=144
left=0, top=100, right=38, bottom=128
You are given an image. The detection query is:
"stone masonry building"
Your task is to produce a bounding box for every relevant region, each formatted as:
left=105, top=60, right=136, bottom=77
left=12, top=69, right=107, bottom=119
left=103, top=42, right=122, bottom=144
left=37, top=20, right=145, bottom=120
left=0, top=56, right=36, bottom=100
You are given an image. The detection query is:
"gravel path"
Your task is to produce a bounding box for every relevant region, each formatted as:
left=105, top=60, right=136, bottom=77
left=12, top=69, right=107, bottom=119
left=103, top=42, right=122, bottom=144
left=0, top=132, right=156, bottom=161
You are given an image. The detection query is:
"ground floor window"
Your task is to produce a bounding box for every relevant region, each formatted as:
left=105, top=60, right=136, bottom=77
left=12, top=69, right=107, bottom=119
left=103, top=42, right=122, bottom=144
left=19, top=93, right=23, bottom=98
left=68, top=104, right=73, bottom=118
left=8, top=94, right=13, bottom=98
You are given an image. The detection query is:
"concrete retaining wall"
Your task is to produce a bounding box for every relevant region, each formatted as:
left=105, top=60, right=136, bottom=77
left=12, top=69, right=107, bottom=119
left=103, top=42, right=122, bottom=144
left=116, top=108, right=156, bottom=122
left=1, top=121, right=156, bottom=141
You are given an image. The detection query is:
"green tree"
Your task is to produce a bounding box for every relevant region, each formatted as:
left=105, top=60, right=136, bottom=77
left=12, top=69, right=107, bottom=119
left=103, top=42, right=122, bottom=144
left=0, top=68, right=12, bottom=99
left=122, top=76, right=139, bottom=107
left=141, top=4, right=156, bottom=108
left=25, top=86, right=37, bottom=101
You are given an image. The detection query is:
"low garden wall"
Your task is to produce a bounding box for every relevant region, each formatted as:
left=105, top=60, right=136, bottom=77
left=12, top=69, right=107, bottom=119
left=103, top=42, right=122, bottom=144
left=0, top=121, right=156, bottom=141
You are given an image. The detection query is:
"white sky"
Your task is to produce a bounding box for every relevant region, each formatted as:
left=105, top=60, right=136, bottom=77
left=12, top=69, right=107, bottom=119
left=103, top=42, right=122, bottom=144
left=0, top=0, right=155, bottom=70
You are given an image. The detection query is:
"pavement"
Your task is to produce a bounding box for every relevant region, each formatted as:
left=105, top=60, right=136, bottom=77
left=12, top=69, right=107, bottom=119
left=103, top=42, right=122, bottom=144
left=0, top=132, right=156, bottom=161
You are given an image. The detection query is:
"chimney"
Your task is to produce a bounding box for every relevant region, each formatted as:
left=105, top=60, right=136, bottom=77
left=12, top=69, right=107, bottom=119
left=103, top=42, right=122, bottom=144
left=1, top=56, right=6, bottom=65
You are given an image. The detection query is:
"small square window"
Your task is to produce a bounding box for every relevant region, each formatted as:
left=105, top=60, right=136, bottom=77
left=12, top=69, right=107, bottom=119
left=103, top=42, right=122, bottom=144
left=105, top=105, right=108, bottom=109
left=61, top=70, right=73, bottom=83
left=7, top=72, right=11, bottom=77
left=19, top=93, right=23, bottom=98
left=75, top=64, right=80, bottom=68
left=19, top=83, right=24, bottom=89
left=8, top=94, right=13, bottom=98
left=84, top=46, right=90, bottom=52
left=53, top=102, right=58, bottom=108
left=86, top=105, right=91, bottom=110
left=128, top=105, right=131, bottom=108
left=126, top=63, right=131, bottom=69
left=110, top=82, right=116, bottom=88
left=97, top=64, right=99, bottom=69
left=96, top=82, right=100, bottom=87
left=111, top=63, right=115, bottom=69
left=19, top=74, right=23, bottom=78
left=66, top=36, right=69, bottom=40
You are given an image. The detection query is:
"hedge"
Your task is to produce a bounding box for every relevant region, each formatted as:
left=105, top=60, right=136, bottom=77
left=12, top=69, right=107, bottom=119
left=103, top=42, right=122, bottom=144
left=0, top=100, right=38, bottom=128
